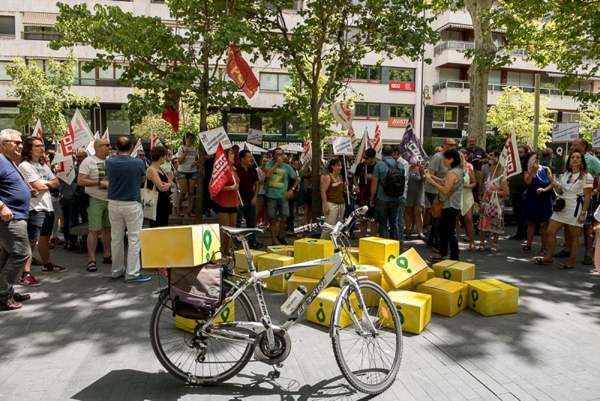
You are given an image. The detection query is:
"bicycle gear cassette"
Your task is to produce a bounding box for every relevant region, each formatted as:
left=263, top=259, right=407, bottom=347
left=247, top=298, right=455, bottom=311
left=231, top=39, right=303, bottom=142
left=253, top=330, right=291, bottom=365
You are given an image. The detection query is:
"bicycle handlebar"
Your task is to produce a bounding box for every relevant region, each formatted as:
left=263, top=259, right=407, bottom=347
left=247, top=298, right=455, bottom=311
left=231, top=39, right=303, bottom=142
left=293, top=205, right=369, bottom=236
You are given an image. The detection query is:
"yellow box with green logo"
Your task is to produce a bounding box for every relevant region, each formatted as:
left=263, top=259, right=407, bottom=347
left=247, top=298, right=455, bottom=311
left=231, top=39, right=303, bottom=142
left=140, top=224, right=220, bottom=268
left=427, top=267, right=435, bottom=280
left=234, top=249, right=266, bottom=275
left=379, top=290, right=432, bottom=334
left=287, top=274, right=321, bottom=310
left=306, top=287, right=360, bottom=328
left=266, top=245, right=294, bottom=257
left=353, top=264, right=382, bottom=307
left=416, top=278, right=468, bottom=317
left=256, top=253, right=295, bottom=292
left=432, top=260, right=476, bottom=282
left=465, top=279, right=519, bottom=316
left=381, top=248, right=429, bottom=291
left=293, top=238, right=334, bottom=279
left=358, top=237, right=399, bottom=267
left=175, top=302, right=235, bottom=333
left=349, top=247, right=359, bottom=260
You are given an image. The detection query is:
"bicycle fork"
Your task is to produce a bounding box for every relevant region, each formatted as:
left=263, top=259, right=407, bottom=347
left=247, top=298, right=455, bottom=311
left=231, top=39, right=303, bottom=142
left=332, top=276, right=378, bottom=337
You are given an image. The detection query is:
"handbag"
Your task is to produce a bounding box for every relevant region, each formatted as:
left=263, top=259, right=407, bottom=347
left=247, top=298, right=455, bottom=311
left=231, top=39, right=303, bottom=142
left=141, top=178, right=159, bottom=221
left=553, top=197, right=566, bottom=212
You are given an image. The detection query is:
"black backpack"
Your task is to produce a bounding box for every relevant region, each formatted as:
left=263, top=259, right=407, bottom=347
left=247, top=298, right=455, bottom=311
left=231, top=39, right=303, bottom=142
left=381, top=160, right=405, bottom=197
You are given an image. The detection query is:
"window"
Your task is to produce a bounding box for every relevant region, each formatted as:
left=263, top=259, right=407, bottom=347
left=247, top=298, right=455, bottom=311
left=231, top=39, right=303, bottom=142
left=355, top=102, right=381, bottom=119
left=64, top=109, right=92, bottom=128
left=432, top=106, right=458, bottom=129
left=79, top=61, right=95, bottom=85
left=227, top=113, right=250, bottom=133
left=106, top=109, right=130, bottom=135
left=0, top=107, right=19, bottom=130
left=0, top=16, right=15, bottom=37
left=389, top=105, right=413, bottom=118
left=352, top=65, right=381, bottom=82
left=0, top=61, right=10, bottom=81
left=23, top=25, right=60, bottom=41
left=562, top=112, right=579, bottom=124
left=261, top=114, right=281, bottom=135
left=260, top=72, right=291, bottom=92
left=388, top=68, right=415, bottom=83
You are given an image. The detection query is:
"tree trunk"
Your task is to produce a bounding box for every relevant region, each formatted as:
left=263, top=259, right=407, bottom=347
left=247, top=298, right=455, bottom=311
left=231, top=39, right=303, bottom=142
left=310, top=93, right=322, bottom=219
left=464, top=0, right=496, bottom=150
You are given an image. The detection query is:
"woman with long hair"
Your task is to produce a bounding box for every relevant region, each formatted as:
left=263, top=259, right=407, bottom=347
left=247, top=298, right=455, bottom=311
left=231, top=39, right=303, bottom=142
left=211, top=148, right=240, bottom=256
left=522, top=152, right=554, bottom=254
left=146, top=146, right=173, bottom=228
left=460, top=151, right=477, bottom=250
left=535, top=150, right=593, bottom=269
left=175, top=133, right=199, bottom=217
left=478, top=151, right=509, bottom=252
left=320, top=158, right=346, bottom=239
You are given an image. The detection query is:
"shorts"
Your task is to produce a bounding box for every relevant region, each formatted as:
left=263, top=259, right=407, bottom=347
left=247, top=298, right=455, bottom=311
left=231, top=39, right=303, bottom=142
left=303, top=188, right=313, bottom=205
left=177, top=171, right=198, bottom=180
left=266, top=197, right=290, bottom=220
left=425, top=192, right=437, bottom=209
left=213, top=203, right=238, bottom=214
left=27, top=210, right=55, bottom=242
left=88, top=197, right=110, bottom=231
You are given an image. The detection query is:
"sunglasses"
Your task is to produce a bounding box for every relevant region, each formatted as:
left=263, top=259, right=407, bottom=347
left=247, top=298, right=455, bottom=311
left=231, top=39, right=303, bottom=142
left=4, top=140, right=23, bottom=145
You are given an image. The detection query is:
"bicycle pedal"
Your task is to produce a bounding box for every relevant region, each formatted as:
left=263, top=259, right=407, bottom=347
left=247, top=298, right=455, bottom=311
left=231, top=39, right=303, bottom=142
left=267, top=369, right=281, bottom=379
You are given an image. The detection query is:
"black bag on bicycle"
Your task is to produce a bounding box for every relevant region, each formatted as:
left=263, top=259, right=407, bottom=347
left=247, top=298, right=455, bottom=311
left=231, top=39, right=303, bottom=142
left=169, top=263, right=224, bottom=319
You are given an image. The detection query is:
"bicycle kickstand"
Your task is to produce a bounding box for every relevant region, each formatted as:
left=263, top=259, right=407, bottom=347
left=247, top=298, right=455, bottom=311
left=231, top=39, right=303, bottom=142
left=267, top=366, right=281, bottom=379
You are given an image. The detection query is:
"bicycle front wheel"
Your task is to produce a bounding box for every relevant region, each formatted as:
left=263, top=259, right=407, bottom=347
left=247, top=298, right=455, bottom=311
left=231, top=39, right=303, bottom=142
left=331, top=279, right=403, bottom=395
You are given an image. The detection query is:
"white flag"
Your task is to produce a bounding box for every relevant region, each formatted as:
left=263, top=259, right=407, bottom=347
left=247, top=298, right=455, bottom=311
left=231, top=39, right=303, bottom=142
left=373, top=123, right=382, bottom=159
left=130, top=138, right=143, bottom=156
left=86, top=131, right=100, bottom=156
left=69, top=109, right=94, bottom=152
left=32, top=120, right=44, bottom=139
left=54, top=142, right=76, bottom=184
left=351, top=128, right=370, bottom=174
left=499, top=131, right=522, bottom=178
left=301, top=139, right=312, bottom=165
left=101, top=128, right=110, bottom=141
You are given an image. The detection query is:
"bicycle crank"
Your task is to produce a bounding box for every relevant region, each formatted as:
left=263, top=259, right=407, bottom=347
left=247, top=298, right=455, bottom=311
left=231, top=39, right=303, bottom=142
left=253, top=330, right=291, bottom=365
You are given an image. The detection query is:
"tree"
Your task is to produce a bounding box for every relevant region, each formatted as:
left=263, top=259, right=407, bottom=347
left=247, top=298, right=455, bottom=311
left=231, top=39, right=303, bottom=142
left=487, top=86, right=553, bottom=146
left=579, top=104, right=600, bottom=143
left=255, top=0, right=437, bottom=214
left=6, top=55, right=98, bottom=136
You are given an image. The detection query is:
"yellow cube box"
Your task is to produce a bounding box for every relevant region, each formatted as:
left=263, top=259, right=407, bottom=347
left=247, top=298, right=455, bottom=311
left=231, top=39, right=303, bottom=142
left=427, top=267, right=435, bottom=280
left=433, top=260, right=476, bottom=282
left=358, top=237, right=400, bottom=267
left=306, top=287, right=359, bottom=328
left=256, top=253, right=295, bottom=292
left=267, top=245, right=294, bottom=257
left=465, top=279, right=519, bottom=316
left=234, top=249, right=266, bottom=274
left=381, top=247, right=429, bottom=291
left=416, top=278, right=468, bottom=317
left=349, top=247, right=359, bottom=260
left=141, top=224, right=220, bottom=268
left=175, top=301, right=235, bottom=334
left=287, top=274, right=320, bottom=296
left=379, top=291, right=432, bottom=334
left=354, top=264, right=382, bottom=307
left=293, top=238, right=334, bottom=279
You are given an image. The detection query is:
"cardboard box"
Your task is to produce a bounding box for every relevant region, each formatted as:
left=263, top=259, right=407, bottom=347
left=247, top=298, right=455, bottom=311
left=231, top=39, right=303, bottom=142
left=234, top=249, right=266, bottom=274
left=381, top=247, right=429, bottom=291
left=266, top=245, right=294, bottom=257
left=358, top=237, right=400, bottom=267
left=287, top=274, right=320, bottom=296
left=427, top=267, right=435, bottom=280
left=141, top=224, right=220, bottom=268
left=465, top=279, right=519, bottom=316
left=380, top=291, right=432, bottom=334
left=293, top=238, right=334, bottom=279
left=354, top=264, right=383, bottom=307
left=306, top=287, right=359, bottom=328
left=256, top=253, right=295, bottom=292
left=175, top=301, right=235, bottom=333
left=416, top=278, right=468, bottom=317
left=432, top=260, right=476, bottom=282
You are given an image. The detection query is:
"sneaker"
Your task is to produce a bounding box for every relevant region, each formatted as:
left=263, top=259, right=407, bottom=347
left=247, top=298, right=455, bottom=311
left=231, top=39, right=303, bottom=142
left=125, top=274, right=152, bottom=283
left=13, top=293, right=31, bottom=302
left=0, top=298, right=22, bottom=311
left=18, top=273, right=41, bottom=287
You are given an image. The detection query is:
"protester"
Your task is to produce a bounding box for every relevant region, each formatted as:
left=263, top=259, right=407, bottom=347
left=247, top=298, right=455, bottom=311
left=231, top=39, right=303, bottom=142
left=236, top=149, right=260, bottom=248
left=573, top=139, right=600, bottom=177
left=404, top=160, right=425, bottom=240
left=320, top=158, right=346, bottom=239
left=286, top=157, right=301, bottom=234
left=211, top=148, right=240, bottom=256
left=0, top=129, right=33, bottom=310
left=256, top=156, right=268, bottom=225
left=522, top=153, right=553, bottom=254
left=593, top=205, right=600, bottom=275
left=105, top=136, right=150, bottom=282
left=263, top=147, right=299, bottom=245
left=354, top=148, right=378, bottom=237
left=300, top=161, right=313, bottom=224
left=460, top=153, right=477, bottom=250
left=60, top=151, right=87, bottom=251
left=175, top=133, right=199, bottom=217
left=464, top=137, right=486, bottom=162
left=137, top=147, right=150, bottom=168
left=370, top=145, right=404, bottom=240
left=46, top=149, right=64, bottom=249
left=77, top=138, right=112, bottom=272
left=393, top=146, right=409, bottom=243
left=424, top=148, right=464, bottom=261
left=478, top=152, right=509, bottom=252
left=507, top=144, right=530, bottom=240
left=534, top=150, right=593, bottom=269
left=146, top=146, right=173, bottom=228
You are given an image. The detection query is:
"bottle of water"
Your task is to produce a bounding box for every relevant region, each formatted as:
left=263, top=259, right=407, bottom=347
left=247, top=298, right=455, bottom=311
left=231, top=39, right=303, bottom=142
left=280, top=285, right=307, bottom=316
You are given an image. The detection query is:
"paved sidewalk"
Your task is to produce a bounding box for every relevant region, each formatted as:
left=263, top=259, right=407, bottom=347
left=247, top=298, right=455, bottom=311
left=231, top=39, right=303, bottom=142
left=1, top=236, right=600, bottom=401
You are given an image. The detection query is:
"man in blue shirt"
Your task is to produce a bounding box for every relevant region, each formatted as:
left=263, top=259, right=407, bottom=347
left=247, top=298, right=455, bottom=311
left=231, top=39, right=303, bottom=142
left=0, top=129, right=33, bottom=311
left=370, top=145, right=405, bottom=240
left=105, top=136, right=150, bottom=283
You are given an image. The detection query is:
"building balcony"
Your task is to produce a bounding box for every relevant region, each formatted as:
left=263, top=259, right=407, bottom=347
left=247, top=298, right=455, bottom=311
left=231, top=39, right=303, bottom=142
left=433, top=40, right=535, bottom=70
left=430, top=10, right=473, bottom=32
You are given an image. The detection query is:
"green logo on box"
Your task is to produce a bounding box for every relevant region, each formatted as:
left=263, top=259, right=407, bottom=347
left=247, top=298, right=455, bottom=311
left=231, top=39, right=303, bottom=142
left=284, top=272, right=292, bottom=280
left=316, top=303, right=326, bottom=323
left=458, top=293, right=463, bottom=307
left=387, top=254, right=396, bottom=262
left=443, top=269, right=451, bottom=280
left=220, top=305, right=230, bottom=321
left=471, top=289, right=479, bottom=308
left=395, top=305, right=405, bottom=325
left=395, top=256, right=412, bottom=273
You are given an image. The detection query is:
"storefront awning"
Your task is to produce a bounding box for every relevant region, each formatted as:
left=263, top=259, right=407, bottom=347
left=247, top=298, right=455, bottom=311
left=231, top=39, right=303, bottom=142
left=22, top=12, right=58, bottom=27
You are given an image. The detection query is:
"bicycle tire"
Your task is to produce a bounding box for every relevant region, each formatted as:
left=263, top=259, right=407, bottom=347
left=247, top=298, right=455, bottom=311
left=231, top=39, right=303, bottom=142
left=331, top=279, right=403, bottom=394
left=149, top=279, right=258, bottom=385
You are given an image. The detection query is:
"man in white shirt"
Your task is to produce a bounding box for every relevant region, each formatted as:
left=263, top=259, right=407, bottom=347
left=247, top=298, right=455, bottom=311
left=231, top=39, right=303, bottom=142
left=78, top=139, right=112, bottom=272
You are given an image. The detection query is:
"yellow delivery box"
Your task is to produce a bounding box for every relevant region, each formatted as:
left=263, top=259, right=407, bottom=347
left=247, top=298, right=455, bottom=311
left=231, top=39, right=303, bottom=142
left=427, top=267, right=435, bottom=280
left=354, top=264, right=382, bottom=307
left=465, top=279, right=519, bottom=316
left=380, top=291, right=432, bottom=334
left=417, top=278, right=468, bottom=317
left=294, top=238, right=334, bottom=279
left=287, top=274, right=321, bottom=310
left=349, top=247, right=360, bottom=260
left=234, top=249, right=266, bottom=275
left=266, top=245, right=294, bottom=257
left=381, top=248, right=429, bottom=291
left=306, top=287, right=359, bottom=328
left=358, top=237, right=399, bottom=267
left=432, top=260, right=476, bottom=282
left=175, top=302, right=235, bottom=334
left=141, top=224, right=220, bottom=268
left=256, top=253, right=294, bottom=292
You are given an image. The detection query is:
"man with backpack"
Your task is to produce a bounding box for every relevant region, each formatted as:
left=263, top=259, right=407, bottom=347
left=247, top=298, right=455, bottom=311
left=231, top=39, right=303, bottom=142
left=370, top=145, right=406, bottom=240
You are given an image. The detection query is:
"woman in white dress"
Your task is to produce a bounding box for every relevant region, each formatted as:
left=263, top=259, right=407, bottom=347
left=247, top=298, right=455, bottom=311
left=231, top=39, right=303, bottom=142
left=535, top=151, right=593, bottom=269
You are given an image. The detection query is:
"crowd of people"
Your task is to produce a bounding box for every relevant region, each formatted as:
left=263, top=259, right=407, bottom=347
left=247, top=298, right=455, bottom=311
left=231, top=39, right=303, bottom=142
left=2, top=127, right=600, bottom=312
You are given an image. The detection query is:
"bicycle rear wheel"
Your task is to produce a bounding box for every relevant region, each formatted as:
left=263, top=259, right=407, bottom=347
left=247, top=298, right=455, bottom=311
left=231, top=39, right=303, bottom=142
left=331, top=279, right=403, bottom=394
left=149, top=279, right=257, bottom=385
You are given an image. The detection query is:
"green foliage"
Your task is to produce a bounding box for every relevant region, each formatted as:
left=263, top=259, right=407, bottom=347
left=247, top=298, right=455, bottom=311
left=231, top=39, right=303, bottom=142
left=579, top=105, right=600, bottom=143
left=487, top=86, right=553, bottom=146
left=6, top=56, right=98, bottom=136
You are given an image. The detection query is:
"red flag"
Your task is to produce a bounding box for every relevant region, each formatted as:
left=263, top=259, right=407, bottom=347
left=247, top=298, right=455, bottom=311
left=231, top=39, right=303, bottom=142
left=33, top=120, right=44, bottom=139
left=162, top=107, right=179, bottom=132
left=209, top=143, right=233, bottom=199
left=226, top=46, right=259, bottom=98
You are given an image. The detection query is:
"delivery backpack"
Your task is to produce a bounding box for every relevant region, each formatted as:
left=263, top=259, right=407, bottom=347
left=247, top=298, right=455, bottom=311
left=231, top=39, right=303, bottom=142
left=169, top=262, right=226, bottom=320
left=381, top=161, right=405, bottom=197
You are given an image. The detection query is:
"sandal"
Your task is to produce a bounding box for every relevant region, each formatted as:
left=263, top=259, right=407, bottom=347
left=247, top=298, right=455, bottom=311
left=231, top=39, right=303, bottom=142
left=559, top=263, right=575, bottom=270
left=87, top=261, right=97, bottom=272
left=42, top=263, right=67, bottom=273
left=533, top=257, right=553, bottom=265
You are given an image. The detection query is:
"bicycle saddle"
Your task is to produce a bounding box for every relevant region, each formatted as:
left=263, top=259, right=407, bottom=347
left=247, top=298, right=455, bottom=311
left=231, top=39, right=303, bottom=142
left=221, top=226, right=264, bottom=237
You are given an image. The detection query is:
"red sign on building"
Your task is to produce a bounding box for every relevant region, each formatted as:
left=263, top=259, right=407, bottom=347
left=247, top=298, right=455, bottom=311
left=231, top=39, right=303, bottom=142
left=388, top=117, right=410, bottom=128
left=389, top=81, right=416, bottom=91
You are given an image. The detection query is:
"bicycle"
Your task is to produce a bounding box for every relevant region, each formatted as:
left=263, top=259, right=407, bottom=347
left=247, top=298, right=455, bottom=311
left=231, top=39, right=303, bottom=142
left=149, top=205, right=403, bottom=395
